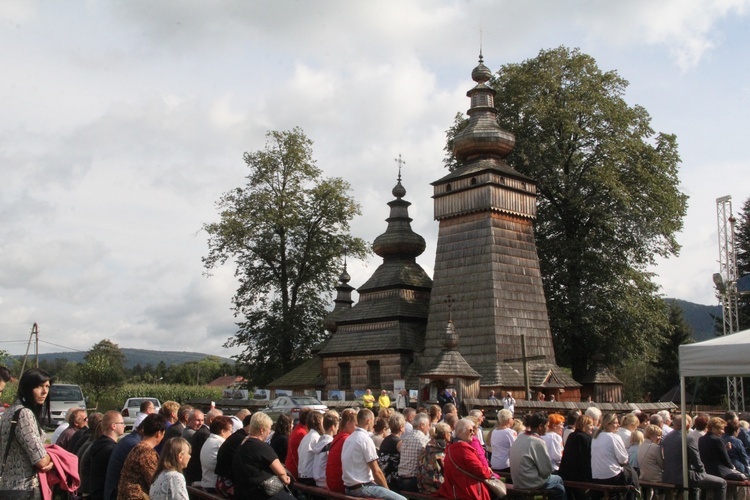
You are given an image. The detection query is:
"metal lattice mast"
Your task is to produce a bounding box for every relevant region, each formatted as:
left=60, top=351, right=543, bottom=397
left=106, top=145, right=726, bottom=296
left=716, top=195, right=743, bottom=412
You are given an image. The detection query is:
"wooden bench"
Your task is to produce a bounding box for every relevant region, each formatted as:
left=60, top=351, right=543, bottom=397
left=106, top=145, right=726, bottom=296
left=562, top=480, right=635, bottom=500
left=187, top=485, right=225, bottom=500
left=400, top=491, right=438, bottom=499
left=291, top=481, right=379, bottom=499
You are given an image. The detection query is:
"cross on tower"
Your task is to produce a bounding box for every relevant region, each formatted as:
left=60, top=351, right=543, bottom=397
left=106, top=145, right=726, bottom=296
left=504, top=334, right=546, bottom=400
left=394, top=154, right=405, bottom=182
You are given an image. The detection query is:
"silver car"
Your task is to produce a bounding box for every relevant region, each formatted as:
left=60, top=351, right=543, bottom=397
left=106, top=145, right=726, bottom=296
left=262, top=396, right=327, bottom=423
left=121, top=397, right=161, bottom=428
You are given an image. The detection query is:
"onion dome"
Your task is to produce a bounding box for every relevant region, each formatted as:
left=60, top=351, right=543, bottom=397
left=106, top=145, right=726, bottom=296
left=372, top=176, right=426, bottom=258
left=453, top=53, right=515, bottom=162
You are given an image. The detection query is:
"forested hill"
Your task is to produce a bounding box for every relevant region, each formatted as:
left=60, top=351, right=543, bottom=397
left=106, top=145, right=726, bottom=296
left=17, top=348, right=234, bottom=370
left=668, top=298, right=720, bottom=342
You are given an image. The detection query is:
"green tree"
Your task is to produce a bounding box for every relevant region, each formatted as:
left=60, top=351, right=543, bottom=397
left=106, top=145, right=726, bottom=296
left=735, top=197, right=750, bottom=330
left=649, top=300, right=694, bottom=399
left=446, top=47, right=688, bottom=379
left=203, top=128, right=369, bottom=386
left=75, top=339, right=126, bottom=408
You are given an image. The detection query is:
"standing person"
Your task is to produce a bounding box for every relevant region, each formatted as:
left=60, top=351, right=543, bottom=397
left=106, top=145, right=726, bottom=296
left=326, top=408, right=358, bottom=494
left=89, top=411, right=127, bottom=500
left=591, top=413, right=634, bottom=498
left=341, top=409, right=406, bottom=499
left=149, top=437, right=191, bottom=500
left=501, top=392, right=516, bottom=415
left=117, top=414, right=167, bottom=499
left=490, top=409, right=517, bottom=473
left=396, top=390, right=407, bottom=412
left=488, top=390, right=497, bottom=401
left=378, top=390, right=391, bottom=411
left=440, top=419, right=494, bottom=500
left=363, top=389, right=376, bottom=409
left=285, top=407, right=311, bottom=480
left=509, top=412, right=566, bottom=500
left=559, top=415, right=594, bottom=500
left=232, top=412, right=294, bottom=499
left=270, top=414, right=292, bottom=464
left=0, top=367, right=55, bottom=496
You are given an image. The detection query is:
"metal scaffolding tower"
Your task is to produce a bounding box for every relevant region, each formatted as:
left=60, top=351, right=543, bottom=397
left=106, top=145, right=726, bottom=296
left=715, top=195, right=743, bottom=412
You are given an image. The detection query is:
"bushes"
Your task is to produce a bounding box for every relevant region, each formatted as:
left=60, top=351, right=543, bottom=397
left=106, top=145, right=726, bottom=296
left=84, top=383, right=223, bottom=412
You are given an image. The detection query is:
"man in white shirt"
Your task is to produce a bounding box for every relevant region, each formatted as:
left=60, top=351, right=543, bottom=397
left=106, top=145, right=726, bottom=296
left=341, top=409, right=406, bottom=500
left=402, top=408, right=416, bottom=435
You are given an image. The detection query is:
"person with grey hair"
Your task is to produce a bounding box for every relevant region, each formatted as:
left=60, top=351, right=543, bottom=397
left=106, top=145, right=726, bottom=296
left=585, top=406, right=602, bottom=428
left=441, top=418, right=495, bottom=499
left=658, top=410, right=673, bottom=434
left=491, top=409, right=517, bottom=472
left=397, top=413, right=431, bottom=492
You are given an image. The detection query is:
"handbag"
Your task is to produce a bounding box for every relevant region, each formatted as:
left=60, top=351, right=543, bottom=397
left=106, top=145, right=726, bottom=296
left=260, top=474, right=285, bottom=496
left=0, top=408, right=37, bottom=500
left=446, top=444, right=507, bottom=499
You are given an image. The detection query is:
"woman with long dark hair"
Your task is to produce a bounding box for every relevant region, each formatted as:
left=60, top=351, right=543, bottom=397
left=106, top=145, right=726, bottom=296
left=0, top=368, right=55, bottom=497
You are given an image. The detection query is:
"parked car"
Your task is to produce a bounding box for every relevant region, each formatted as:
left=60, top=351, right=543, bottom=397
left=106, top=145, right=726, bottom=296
left=121, top=397, right=161, bottom=428
left=262, top=396, right=327, bottom=423
left=49, top=384, right=87, bottom=424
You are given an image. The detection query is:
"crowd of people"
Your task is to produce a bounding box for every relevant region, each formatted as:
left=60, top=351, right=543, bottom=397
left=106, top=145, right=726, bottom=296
left=4, top=371, right=750, bottom=500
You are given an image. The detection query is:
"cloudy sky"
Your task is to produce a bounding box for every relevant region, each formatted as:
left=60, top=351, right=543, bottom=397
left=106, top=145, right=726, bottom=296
left=2, top=0, right=749, bottom=358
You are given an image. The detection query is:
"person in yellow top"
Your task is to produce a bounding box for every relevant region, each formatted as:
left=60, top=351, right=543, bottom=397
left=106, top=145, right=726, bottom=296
left=362, top=388, right=375, bottom=409
left=378, top=390, right=391, bottom=410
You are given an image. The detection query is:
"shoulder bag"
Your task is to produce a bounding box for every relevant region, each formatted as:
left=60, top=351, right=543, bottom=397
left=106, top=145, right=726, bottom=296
left=0, top=408, right=37, bottom=500
left=446, top=444, right=506, bottom=499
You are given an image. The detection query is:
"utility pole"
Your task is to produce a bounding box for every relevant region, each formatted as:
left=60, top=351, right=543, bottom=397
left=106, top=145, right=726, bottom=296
left=18, top=323, right=40, bottom=378
left=715, top=195, right=743, bottom=412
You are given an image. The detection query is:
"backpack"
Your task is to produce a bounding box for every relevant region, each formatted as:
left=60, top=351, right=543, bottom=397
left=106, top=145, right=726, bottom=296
left=417, top=441, right=446, bottom=494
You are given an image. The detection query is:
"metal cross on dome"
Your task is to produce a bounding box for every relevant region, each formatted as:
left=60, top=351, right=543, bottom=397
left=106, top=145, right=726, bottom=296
left=394, top=154, right=405, bottom=182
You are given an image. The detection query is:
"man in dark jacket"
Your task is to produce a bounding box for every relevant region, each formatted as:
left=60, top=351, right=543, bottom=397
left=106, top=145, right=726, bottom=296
left=90, top=411, right=126, bottom=500
left=662, top=414, right=726, bottom=500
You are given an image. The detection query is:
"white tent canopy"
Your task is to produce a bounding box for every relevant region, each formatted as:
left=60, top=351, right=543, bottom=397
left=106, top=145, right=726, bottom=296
left=676, top=327, right=750, bottom=496
left=679, top=327, right=750, bottom=377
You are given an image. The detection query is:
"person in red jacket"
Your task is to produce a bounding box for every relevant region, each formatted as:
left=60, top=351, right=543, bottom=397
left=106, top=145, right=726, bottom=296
left=285, top=407, right=312, bottom=479
left=440, top=418, right=493, bottom=500
left=326, top=408, right=358, bottom=493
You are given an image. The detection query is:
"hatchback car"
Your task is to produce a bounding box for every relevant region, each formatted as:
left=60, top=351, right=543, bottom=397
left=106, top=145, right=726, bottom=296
left=121, top=397, right=161, bottom=428
left=262, top=396, right=327, bottom=423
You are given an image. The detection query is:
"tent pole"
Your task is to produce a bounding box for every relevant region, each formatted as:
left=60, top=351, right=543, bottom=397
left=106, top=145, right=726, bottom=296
left=681, top=375, right=688, bottom=500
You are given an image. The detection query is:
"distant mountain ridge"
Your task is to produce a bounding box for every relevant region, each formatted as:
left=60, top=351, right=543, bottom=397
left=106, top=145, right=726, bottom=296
left=666, top=298, right=720, bottom=342
left=16, top=348, right=235, bottom=369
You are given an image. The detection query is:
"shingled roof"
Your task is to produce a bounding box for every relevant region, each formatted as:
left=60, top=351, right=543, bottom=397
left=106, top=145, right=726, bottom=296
left=267, top=357, right=324, bottom=388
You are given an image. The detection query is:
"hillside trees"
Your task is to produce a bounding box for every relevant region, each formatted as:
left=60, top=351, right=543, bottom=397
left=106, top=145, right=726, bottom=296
left=445, top=47, right=688, bottom=379
left=203, top=128, right=369, bottom=386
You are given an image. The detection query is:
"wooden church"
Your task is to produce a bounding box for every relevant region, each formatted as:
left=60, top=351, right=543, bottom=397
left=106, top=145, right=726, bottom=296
left=268, top=54, right=583, bottom=403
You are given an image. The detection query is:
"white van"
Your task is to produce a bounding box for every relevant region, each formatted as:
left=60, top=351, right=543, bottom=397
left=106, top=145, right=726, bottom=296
left=48, top=384, right=87, bottom=424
